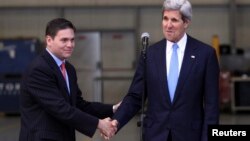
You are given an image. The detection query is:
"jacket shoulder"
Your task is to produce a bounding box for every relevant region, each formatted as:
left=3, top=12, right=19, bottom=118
left=148, top=38, right=166, bottom=51
left=188, top=35, right=214, bottom=51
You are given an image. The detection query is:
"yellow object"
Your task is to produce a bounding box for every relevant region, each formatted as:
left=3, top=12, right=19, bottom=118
left=212, top=34, right=220, bottom=60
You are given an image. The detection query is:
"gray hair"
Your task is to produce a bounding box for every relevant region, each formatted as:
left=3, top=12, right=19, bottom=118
left=162, top=0, right=192, bottom=21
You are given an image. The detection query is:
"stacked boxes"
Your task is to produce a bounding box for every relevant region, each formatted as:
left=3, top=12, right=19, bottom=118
left=0, top=38, right=40, bottom=113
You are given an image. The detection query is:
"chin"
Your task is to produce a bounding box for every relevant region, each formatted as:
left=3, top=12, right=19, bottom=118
left=64, top=55, right=71, bottom=59
left=166, top=37, right=175, bottom=42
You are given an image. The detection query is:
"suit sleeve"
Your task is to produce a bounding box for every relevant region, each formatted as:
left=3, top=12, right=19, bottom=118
left=68, top=63, right=114, bottom=119
left=202, top=49, right=220, bottom=141
left=76, top=88, right=114, bottom=119
left=24, top=66, right=99, bottom=137
left=113, top=54, right=145, bottom=130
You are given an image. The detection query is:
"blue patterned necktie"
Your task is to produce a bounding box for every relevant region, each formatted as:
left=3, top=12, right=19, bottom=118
left=168, top=43, right=179, bottom=102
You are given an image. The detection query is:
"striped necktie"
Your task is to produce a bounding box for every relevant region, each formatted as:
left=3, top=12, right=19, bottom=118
left=60, top=62, right=66, bottom=80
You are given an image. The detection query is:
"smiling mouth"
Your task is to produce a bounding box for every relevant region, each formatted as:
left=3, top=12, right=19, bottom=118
left=65, top=50, right=73, bottom=53
left=166, top=31, right=174, bottom=35
left=166, top=30, right=174, bottom=33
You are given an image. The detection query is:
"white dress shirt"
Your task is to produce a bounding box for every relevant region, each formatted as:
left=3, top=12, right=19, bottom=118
left=46, top=48, right=70, bottom=94
left=166, top=33, right=187, bottom=77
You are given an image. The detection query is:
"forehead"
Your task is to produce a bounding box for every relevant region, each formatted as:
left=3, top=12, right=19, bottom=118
left=55, top=28, right=74, bottom=38
left=163, top=10, right=182, bottom=19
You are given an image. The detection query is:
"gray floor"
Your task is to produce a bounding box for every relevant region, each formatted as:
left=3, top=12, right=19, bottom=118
left=1, top=112, right=250, bottom=141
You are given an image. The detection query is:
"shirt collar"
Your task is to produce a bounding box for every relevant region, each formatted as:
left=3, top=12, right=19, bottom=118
left=46, top=48, right=65, bottom=67
left=166, top=33, right=187, bottom=54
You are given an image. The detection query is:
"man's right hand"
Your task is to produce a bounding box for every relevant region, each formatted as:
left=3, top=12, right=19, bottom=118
left=98, top=117, right=118, bottom=140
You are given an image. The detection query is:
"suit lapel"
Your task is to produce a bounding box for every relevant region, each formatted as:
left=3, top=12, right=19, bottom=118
left=154, top=39, right=172, bottom=104
left=42, top=50, right=71, bottom=101
left=172, top=36, right=197, bottom=103
left=65, top=62, right=76, bottom=105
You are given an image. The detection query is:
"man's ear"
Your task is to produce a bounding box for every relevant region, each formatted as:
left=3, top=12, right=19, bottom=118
left=46, top=35, right=52, bottom=46
left=184, top=19, right=190, bottom=29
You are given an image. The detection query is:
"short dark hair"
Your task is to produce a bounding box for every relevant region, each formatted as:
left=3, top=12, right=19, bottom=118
left=45, top=18, right=76, bottom=38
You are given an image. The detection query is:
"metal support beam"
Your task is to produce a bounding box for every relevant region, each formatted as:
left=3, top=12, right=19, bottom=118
left=229, top=0, right=237, bottom=50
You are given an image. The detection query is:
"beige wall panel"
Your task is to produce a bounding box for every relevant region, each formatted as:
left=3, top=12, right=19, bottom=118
left=65, top=8, right=135, bottom=30
left=0, top=0, right=162, bottom=7
left=0, top=5, right=249, bottom=48
left=3, top=0, right=249, bottom=7
left=0, top=0, right=94, bottom=7
left=190, top=0, right=228, bottom=5
left=139, top=8, right=163, bottom=44
left=94, top=0, right=162, bottom=6
left=237, top=0, right=250, bottom=5
left=0, top=9, right=59, bottom=40
left=236, top=7, right=250, bottom=48
left=188, top=7, right=229, bottom=46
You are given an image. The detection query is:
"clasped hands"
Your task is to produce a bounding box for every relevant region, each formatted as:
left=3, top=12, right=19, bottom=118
left=98, top=118, right=118, bottom=140
left=98, top=101, right=121, bottom=140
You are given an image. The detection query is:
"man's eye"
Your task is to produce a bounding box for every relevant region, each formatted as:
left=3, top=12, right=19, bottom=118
left=172, top=19, right=178, bottom=22
left=61, top=39, right=67, bottom=42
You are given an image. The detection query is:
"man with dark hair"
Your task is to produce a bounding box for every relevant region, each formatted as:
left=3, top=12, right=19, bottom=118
left=19, top=18, right=119, bottom=141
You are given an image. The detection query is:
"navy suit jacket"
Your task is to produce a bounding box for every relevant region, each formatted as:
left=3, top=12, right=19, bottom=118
left=113, top=35, right=220, bottom=141
left=19, top=50, right=113, bottom=141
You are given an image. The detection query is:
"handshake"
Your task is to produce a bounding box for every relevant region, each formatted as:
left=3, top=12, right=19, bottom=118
left=98, top=118, right=119, bottom=140
left=97, top=101, right=121, bottom=140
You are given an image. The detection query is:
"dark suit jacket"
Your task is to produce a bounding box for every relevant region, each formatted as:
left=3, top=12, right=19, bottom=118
left=19, top=50, right=113, bottom=141
left=113, top=35, right=220, bottom=141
